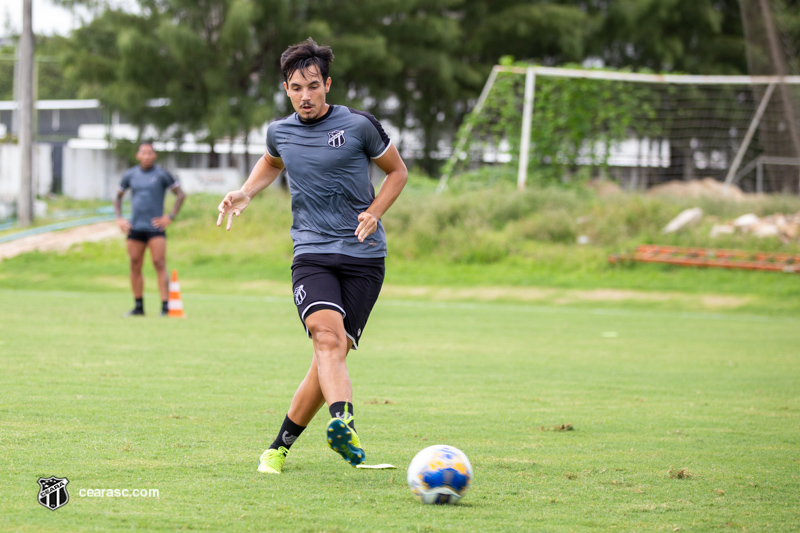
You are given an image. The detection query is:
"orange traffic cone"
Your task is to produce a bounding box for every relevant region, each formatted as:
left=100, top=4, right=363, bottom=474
left=168, top=269, right=186, bottom=318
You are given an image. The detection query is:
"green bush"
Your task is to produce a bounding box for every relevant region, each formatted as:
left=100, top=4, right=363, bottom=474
left=385, top=179, right=800, bottom=262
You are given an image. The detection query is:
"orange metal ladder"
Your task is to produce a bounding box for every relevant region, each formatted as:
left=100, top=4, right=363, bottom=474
left=608, top=245, right=800, bottom=273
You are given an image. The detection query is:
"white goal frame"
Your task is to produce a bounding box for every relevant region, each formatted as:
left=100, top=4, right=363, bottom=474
left=438, top=65, right=800, bottom=193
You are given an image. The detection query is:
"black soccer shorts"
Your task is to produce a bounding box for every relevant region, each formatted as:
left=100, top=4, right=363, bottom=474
left=291, top=253, right=385, bottom=350
left=127, top=229, right=166, bottom=242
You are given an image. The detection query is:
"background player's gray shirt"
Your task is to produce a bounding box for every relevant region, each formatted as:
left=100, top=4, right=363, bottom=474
left=267, top=105, right=391, bottom=259
left=118, top=165, right=178, bottom=232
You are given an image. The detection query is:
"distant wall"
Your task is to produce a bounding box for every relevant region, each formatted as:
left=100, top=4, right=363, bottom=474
left=62, top=145, right=247, bottom=200
left=0, top=143, right=53, bottom=202
left=174, top=168, right=243, bottom=195
left=62, top=146, right=128, bottom=200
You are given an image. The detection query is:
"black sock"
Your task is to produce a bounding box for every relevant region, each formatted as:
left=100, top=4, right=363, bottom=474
left=329, top=401, right=355, bottom=431
left=134, top=298, right=143, bottom=311
left=269, top=415, right=306, bottom=450
left=162, top=300, right=168, bottom=312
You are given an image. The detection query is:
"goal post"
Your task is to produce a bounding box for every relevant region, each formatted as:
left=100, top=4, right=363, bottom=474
left=439, top=65, right=800, bottom=194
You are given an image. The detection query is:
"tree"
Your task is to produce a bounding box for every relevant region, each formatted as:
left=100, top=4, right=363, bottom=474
left=460, top=0, right=595, bottom=67
left=61, top=1, right=290, bottom=167
left=591, top=0, right=747, bottom=74
left=51, top=0, right=763, bottom=179
left=58, top=0, right=488, bottom=175
left=291, top=0, right=484, bottom=176
left=0, top=36, right=84, bottom=101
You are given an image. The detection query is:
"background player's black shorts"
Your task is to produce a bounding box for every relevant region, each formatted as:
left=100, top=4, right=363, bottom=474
left=291, top=253, right=385, bottom=350
left=127, top=229, right=166, bottom=242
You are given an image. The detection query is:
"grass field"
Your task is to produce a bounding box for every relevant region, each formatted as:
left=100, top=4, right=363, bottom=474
left=2, top=186, right=799, bottom=530
left=2, top=288, right=799, bottom=531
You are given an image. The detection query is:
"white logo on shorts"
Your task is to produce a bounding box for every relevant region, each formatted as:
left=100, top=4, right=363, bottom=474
left=294, top=285, right=306, bottom=306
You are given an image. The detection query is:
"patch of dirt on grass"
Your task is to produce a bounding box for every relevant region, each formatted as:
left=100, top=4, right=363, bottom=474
left=381, top=285, right=557, bottom=301
left=558, top=288, right=677, bottom=303
left=668, top=466, right=694, bottom=479
left=558, top=289, right=748, bottom=308
left=0, top=221, right=121, bottom=261
left=647, top=177, right=749, bottom=202
left=700, top=295, right=750, bottom=308
left=382, top=284, right=749, bottom=309
left=540, top=424, right=574, bottom=432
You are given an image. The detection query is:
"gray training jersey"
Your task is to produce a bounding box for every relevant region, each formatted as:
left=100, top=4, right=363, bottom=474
left=266, top=105, right=391, bottom=258
left=118, top=165, right=179, bottom=232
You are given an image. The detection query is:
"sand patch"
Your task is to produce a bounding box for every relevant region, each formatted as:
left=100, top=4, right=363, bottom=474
left=0, top=221, right=121, bottom=261
left=382, top=284, right=750, bottom=309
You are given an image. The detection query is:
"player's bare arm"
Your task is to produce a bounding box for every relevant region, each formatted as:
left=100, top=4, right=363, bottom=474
left=355, top=144, right=408, bottom=242
left=217, top=152, right=284, bottom=231
left=113, top=189, right=131, bottom=234
left=152, top=184, right=186, bottom=229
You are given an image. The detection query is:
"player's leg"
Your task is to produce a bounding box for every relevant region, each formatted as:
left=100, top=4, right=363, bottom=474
left=321, top=255, right=385, bottom=466
left=258, top=354, right=327, bottom=474
left=304, top=309, right=365, bottom=466
left=291, top=255, right=356, bottom=416
left=259, top=255, right=346, bottom=473
left=334, top=255, right=385, bottom=420
left=305, top=309, right=353, bottom=405
left=259, top=311, right=357, bottom=473
left=147, top=235, right=169, bottom=315
left=285, top=254, right=365, bottom=466
left=287, top=353, right=327, bottom=426
left=125, top=236, right=147, bottom=315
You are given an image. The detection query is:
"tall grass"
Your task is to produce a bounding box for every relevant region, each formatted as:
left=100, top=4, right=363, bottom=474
left=389, top=178, right=800, bottom=262
left=2, top=178, right=800, bottom=312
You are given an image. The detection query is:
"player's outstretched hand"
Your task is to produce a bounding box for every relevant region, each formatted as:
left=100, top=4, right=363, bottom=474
left=355, top=212, right=378, bottom=242
left=217, top=190, right=251, bottom=231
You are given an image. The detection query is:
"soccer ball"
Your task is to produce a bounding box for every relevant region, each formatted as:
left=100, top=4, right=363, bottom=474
left=407, top=444, right=473, bottom=504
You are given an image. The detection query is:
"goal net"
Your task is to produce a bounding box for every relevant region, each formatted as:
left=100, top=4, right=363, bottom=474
left=438, top=65, right=800, bottom=194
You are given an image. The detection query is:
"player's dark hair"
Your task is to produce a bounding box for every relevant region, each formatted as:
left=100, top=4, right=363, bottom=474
left=138, top=141, right=154, bottom=150
left=281, top=37, right=334, bottom=83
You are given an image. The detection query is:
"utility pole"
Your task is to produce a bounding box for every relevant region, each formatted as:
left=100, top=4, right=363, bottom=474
left=18, top=0, right=35, bottom=227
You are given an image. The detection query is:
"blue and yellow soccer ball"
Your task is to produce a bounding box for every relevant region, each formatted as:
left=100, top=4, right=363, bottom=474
left=407, top=444, right=473, bottom=504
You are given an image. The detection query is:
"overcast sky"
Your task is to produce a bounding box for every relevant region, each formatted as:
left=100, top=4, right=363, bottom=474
left=1, top=0, right=138, bottom=38
left=2, top=0, right=86, bottom=36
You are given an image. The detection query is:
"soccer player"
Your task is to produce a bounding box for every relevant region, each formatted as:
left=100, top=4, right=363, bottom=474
left=216, top=38, right=408, bottom=474
left=114, top=142, right=185, bottom=316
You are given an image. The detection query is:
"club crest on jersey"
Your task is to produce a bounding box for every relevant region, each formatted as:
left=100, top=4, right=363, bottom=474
left=327, top=130, right=346, bottom=148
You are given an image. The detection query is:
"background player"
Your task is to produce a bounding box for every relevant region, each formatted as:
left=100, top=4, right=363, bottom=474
left=114, top=142, right=186, bottom=316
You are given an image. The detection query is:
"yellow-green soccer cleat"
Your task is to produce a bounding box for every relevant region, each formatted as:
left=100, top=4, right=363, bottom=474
left=326, top=417, right=365, bottom=467
left=257, top=446, right=288, bottom=474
